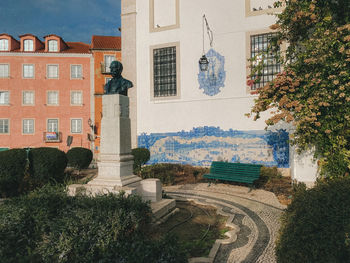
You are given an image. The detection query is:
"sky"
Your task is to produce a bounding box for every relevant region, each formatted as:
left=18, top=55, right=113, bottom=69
left=0, top=0, right=121, bottom=44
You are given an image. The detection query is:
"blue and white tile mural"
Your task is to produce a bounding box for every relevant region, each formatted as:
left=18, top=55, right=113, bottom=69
left=198, top=49, right=226, bottom=96
left=138, top=127, right=289, bottom=168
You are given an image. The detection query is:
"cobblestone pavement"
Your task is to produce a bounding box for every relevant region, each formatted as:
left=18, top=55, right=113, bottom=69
left=164, top=183, right=286, bottom=263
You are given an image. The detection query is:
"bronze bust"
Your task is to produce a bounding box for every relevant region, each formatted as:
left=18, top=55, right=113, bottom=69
left=104, top=60, right=133, bottom=96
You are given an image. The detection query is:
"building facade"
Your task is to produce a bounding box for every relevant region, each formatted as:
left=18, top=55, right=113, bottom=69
left=90, top=35, right=122, bottom=156
left=121, top=0, right=318, bottom=184
left=0, top=33, right=93, bottom=151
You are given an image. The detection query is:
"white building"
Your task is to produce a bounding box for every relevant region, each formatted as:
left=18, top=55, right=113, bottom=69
left=121, top=0, right=318, bottom=185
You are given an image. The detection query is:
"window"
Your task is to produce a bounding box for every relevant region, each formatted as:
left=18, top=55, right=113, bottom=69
left=0, top=119, right=9, bottom=134
left=0, top=39, right=8, bottom=51
left=48, top=40, right=58, bottom=52
left=47, top=65, right=58, bottom=78
left=250, top=33, right=280, bottom=90
left=47, top=119, right=58, bottom=132
left=104, top=55, right=115, bottom=73
left=152, top=46, right=177, bottom=97
left=47, top=91, right=59, bottom=105
left=150, top=0, right=179, bottom=32
left=23, top=64, right=34, bottom=78
left=71, top=65, right=82, bottom=79
left=71, top=119, right=82, bottom=133
left=0, top=91, right=9, bottom=105
left=23, top=91, right=34, bottom=105
left=0, top=64, right=9, bottom=78
left=70, top=91, right=82, bottom=105
left=23, top=39, right=34, bottom=51
left=23, top=119, right=34, bottom=134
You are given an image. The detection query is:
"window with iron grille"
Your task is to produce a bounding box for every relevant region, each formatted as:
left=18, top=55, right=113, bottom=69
left=153, top=46, right=177, bottom=97
left=250, top=33, right=280, bottom=90
left=0, top=119, right=9, bottom=134
left=47, top=119, right=58, bottom=132
left=0, top=64, right=9, bottom=78
left=23, top=119, right=34, bottom=134
left=23, top=91, right=34, bottom=105
left=0, top=91, right=9, bottom=105
left=71, top=119, right=82, bottom=133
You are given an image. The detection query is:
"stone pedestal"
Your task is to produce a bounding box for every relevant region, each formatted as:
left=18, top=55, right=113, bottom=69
left=68, top=94, right=175, bottom=220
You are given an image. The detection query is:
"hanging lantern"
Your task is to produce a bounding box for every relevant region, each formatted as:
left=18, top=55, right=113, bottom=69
left=199, top=55, right=209, bottom=71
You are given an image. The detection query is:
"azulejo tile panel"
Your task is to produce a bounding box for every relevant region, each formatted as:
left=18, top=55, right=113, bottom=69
left=138, top=127, right=289, bottom=168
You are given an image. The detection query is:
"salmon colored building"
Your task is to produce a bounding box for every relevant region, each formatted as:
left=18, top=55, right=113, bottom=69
left=90, top=36, right=121, bottom=156
left=0, top=33, right=92, bottom=152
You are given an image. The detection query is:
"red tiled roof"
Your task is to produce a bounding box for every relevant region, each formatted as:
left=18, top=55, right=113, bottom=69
left=63, top=42, right=91, bottom=53
left=91, top=35, right=121, bottom=50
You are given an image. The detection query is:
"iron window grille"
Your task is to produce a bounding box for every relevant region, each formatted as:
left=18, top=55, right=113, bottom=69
left=250, top=33, right=280, bottom=90
left=153, top=46, right=177, bottom=97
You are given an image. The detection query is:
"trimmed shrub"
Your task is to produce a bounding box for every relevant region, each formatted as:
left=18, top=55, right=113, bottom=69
left=0, top=149, right=27, bottom=198
left=66, top=147, right=93, bottom=170
left=141, top=163, right=177, bottom=185
left=132, top=148, right=150, bottom=174
left=28, top=147, right=67, bottom=187
left=276, top=177, right=350, bottom=262
left=0, top=185, right=187, bottom=262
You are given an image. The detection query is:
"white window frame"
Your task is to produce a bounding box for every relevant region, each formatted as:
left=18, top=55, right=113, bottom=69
left=47, top=64, right=59, bottom=79
left=70, top=91, right=83, bottom=106
left=47, top=91, right=59, bottom=105
left=0, top=39, right=9, bottom=51
left=48, top=40, right=58, bottom=52
left=70, top=64, right=82, bottom=79
left=22, top=91, right=35, bottom=105
left=22, top=119, right=35, bottom=134
left=23, top=64, right=35, bottom=79
left=149, top=0, right=180, bottom=32
left=0, top=64, right=9, bottom=78
left=104, top=55, right=115, bottom=73
left=47, top=118, right=59, bottom=132
left=23, top=39, right=34, bottom=51
left=0, top=119, right=9, bottom=134
left=71, top=118, right=82, bottom=134
left=0, top=91, right=9, bottom=105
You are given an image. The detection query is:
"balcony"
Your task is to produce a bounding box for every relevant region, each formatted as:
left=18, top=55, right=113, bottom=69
left=100, top=62, right=111, bottom=74
left=43, top=132, right=62, bottom=143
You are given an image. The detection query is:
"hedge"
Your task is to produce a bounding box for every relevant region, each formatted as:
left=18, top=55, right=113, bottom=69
left=66, top=147, right=93, bottom=170
left=131, top=148, right=150, bottom=174
left=0, top=185, right=187, bottom=262
left=276, top=177, right=350, bottom=262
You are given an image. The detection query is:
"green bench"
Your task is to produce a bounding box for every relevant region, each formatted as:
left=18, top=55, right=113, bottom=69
left=203, top=161, right=262, bottom=185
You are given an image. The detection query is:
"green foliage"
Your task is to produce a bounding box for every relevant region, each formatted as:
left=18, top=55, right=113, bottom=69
left=28, top=147, right=68, bottom=188
left=141, top=163, right=177, bottom=185
left=248, top=0, right=350, bottom=177
left=66, top=147, right=93, bottom=170
left=0, top=185, right=186, bottom=262
left=131, top=148, right=150, bottom=174
left=276, top=177, right=350, bottom=262
left=0, top=149, right=27, bottom=198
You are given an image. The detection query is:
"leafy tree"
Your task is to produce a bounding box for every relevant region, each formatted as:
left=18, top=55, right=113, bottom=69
left=248, top=0, right=350, bottom=177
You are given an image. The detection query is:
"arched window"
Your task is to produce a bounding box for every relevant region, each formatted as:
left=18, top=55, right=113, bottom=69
left=48, top=40, right=58, bottom=52
left=0, top=39, right=8, bottom=51
left=23, top=39, right=34, bottom=51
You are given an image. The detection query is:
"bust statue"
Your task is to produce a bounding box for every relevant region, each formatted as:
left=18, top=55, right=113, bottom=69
left=104, top=60, right=133, bottom=96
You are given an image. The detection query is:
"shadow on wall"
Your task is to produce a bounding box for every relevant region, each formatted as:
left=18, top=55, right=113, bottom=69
left=138, top=127, right=289, bottom=168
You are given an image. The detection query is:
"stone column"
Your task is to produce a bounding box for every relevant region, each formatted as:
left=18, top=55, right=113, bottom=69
left=88, top=94, right=141, bottom=187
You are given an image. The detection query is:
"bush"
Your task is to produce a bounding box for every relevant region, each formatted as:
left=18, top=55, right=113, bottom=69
left=66, top=147, right=93, bottom=170
left=0, top=185, right=187, bottom=262
left=141, top=163, right=178, bottom=185
left=132, top=148, right=150, bottom=174
left=28, top=147, right=67, bottom=187
left=0, top=149, right=27, bottom=198
left=276, top=177, right=350, bottom=262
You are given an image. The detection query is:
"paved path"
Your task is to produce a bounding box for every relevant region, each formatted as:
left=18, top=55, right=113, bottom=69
left=164, top=183, right=286, bottom=263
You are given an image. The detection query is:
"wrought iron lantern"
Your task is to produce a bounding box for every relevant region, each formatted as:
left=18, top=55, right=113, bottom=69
left=199, top=14, right=213, bottom=71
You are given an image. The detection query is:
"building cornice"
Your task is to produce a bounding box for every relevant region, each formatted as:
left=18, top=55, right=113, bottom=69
left=0, top=52, right=92, bottom=58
